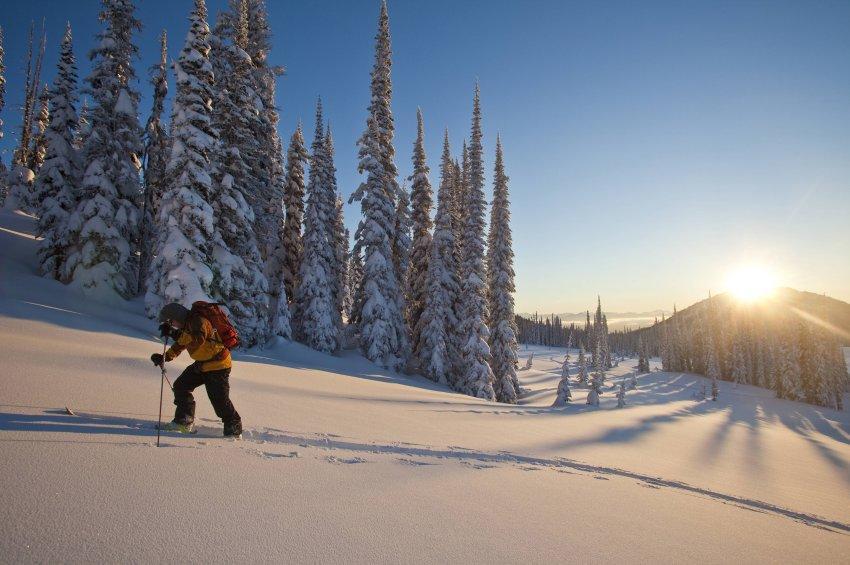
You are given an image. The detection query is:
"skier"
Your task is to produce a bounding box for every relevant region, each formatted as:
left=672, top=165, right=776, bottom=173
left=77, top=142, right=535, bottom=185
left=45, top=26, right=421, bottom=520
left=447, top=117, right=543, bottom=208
left=150, top=303, right=243, bottom=437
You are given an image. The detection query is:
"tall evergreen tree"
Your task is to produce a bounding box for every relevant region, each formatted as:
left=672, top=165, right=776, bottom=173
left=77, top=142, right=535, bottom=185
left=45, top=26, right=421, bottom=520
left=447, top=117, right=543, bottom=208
left=417, top=130, right=461, bottom=386
left=211, top=1, right=271, bottom=345
left=146, top=0, right=220, bottom=313
left=486, top=135, right=518, bottom=403
left=29, top=84, right=50, bottom=175
left=278, top=123, right=308, bottom=303
left=4, top=23, right=45, bottom=210
left=393, top=183, right=412, bottom=323
left=457, top=85, right=495, bottom=401
left=326, top=126, right=347, bottom=329
left=36, top=23, right=79, bottom=282
left=349, top=1, right=409, bottom=370
left=137, top=29, right=169, bottom=294
left=216, top=0, right=285, bottom=261
left=294, top=99, right=338, bottom=352
left=65, top=0, right=144, bottom=297
left=731, top=332, right=748, bottom=386
left=601, top=313, right=612, bottom=368
left=407, top=108, right=433, bottom=360
left=74, top=98, right=90, bottom=150
left=347, top=245, right=364, bottom=324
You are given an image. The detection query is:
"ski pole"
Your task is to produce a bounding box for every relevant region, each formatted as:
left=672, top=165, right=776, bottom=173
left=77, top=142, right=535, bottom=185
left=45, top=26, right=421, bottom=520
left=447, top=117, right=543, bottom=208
left=156, top=336, right=168, bottom=448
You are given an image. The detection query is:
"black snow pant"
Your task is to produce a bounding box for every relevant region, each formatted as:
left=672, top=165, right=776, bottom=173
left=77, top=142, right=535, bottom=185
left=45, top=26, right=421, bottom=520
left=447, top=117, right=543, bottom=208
left=173, top=363, right=241, bottom=427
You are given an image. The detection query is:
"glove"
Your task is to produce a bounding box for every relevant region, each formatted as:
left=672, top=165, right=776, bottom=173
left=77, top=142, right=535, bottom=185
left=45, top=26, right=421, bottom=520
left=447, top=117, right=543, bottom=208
left=151, top=353, right=165, bottom=367
left=158, top=323, right=178, bottom=340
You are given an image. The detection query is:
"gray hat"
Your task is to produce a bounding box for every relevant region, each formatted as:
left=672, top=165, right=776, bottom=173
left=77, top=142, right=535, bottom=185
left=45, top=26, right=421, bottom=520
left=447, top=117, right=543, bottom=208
left=158, top=303, right=190, bottom=324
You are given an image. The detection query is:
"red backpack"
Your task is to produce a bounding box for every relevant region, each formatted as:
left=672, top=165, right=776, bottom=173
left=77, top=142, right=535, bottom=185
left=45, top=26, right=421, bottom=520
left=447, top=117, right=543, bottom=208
left=190, top=301, right=240, bottom=350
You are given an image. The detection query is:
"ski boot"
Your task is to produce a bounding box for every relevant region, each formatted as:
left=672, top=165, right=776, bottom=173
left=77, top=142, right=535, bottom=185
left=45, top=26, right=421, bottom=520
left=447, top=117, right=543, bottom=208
left=156, top=420, right=197, bottom=434
left=223, top=420, right=243, bottom=440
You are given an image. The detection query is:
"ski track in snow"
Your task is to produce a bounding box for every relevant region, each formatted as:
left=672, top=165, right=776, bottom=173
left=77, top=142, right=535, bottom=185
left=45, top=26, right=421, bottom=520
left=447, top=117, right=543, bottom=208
left=30, top=407, right=850, bottom=536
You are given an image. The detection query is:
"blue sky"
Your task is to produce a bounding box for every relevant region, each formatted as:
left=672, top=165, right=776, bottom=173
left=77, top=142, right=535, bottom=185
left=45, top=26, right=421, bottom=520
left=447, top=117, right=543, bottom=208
left=2, top=0, right=849, bottom=313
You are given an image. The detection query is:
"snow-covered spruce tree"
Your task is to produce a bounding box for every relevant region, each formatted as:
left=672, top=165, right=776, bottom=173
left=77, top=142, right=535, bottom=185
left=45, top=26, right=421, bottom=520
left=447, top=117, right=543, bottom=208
left=215, top=0, right=285, bottom=262
left=347, top=245, right=364, bottom=323
left=453, top=143, right=469, bottom=285
left=36, top=23, right=80, bottom=282
left=586, top=381, right=600, bottom=406
left=602, top=314, right=613, bottom=369
left=326, top=126, right=347, bottom=328
left=331, top=198, right=348, bottom=324
left=553, top=360, right=572, bottom=406
left=456, top=84, right=495, bottom=401
left=4, top=24, right=44, bottom=210
left=660, top=314, right=671, bottom=370
left=247, top=1, right=286, bottom=264
left=416, top=130, right=461, bottom=386
left=350, top=114, right=409, bottom=367
left=486, top=135, right=519, bottom=403
left=278, top=123, right=309, bottom=304
left=294, top=100, right=338, bottom=352
left=616, top=381, right=626, bottom=408
left=637, top=335, right=650, bottom=373
left=592, top=339, right=606, bottom=389
left=706, top=331, right=721, bottom=396
left=592, top=302, right=601, bottom=368
left=827, top=336, right=847, bottom=410
left=74, top=98, right=90, bottom=150
left=592, top=297, right=612, bottom=370
left=349, top=1, right=410, bottom=369
left=731, top=333, right=748, bottom=386
left=209, top=3, right=270, bottom=346
left=137, top=29, right=170, bottom=295
left=267, top=130, right=307, bottom=342
left=775, top=331, right=801, bottom=401
left=268, top=267, right=292, bottom=341
left=29, top=84, right=50, bottom=175
left=577, top=346, right=589, bottom=385
left=407, top=108, right=433, bottom=359
left=341, top=229, right=353, bottom=320
left=393, top=183, right=412, bottom=325
left=145, top=0, right=219, bottom=313
left=810, top=329, right=834, bottom=408
left=65, top=0, right=144, bottom=297
left=4, top=167, right=35, bottom=212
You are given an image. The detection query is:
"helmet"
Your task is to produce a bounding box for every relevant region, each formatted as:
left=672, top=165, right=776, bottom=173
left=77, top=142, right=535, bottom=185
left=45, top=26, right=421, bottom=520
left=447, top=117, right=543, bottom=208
left=158, top=303, right=190, bottom=325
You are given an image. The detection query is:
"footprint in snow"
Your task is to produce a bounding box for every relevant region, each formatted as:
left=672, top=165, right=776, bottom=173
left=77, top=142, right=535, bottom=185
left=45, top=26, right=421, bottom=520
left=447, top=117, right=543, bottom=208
left=460, top=461, right=498, bottom=470
left=263, top=451, right=300, bottom=459
left=396, top=458, right=438, bottom=467
left=326, top=455, right=367, bottom=465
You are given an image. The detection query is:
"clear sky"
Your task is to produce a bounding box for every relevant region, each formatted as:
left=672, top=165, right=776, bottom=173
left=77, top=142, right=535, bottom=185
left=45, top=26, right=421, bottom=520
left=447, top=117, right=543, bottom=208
left=2, top=0, right=849, bottom=314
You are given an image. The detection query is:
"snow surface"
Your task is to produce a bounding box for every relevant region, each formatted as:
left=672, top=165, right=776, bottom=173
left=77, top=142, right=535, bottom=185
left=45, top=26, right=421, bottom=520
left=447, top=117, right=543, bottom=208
left=1, top=209, right=849, bottom=563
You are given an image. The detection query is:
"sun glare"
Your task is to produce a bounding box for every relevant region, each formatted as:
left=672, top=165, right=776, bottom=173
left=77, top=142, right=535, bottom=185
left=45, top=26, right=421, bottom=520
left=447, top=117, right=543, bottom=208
left=725, top=266, right=778, bottom=302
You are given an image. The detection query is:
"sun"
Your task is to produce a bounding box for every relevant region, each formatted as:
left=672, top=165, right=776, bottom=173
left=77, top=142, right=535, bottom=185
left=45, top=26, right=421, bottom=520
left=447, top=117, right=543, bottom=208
left=725, top=266, right=778, bottom=302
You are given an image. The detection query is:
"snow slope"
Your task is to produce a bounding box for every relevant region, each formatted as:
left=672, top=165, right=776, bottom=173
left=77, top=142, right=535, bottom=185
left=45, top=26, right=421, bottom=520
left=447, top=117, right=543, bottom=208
left=1, top=210, right=848, bottom=563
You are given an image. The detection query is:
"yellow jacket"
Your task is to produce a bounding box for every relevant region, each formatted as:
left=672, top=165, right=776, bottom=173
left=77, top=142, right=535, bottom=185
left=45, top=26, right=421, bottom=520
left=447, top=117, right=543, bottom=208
left=164, top=315, right=232, bottom=372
